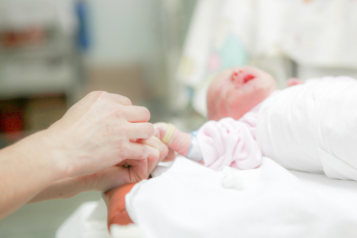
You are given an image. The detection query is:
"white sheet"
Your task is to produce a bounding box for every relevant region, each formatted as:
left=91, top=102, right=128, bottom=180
left=57, top=156, right=357, bottom=238
left=290, top=170, right=357, bottom=214
left=126, top=156, right=357, bottom=238
left=56, top=199, right=142, bottom=238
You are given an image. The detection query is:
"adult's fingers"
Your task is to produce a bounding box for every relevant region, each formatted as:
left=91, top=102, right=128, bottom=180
left=141, top=136, right=169, bottom=161
left=107, top=93, right=132, bottom=106
left=145, top=145, right=162, bottom=175
left=88, top=166, right=127, bottom=192
left=124, top=145, right=160, bottom=179
left=120, top=142, right=159, bottom=162
left=122, top=106, right=151, bottom=123
left=126, top=123, right=155, bottom=140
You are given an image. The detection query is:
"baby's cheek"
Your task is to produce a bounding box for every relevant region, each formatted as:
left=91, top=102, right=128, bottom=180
left=225, top=93, right=254, bottom=120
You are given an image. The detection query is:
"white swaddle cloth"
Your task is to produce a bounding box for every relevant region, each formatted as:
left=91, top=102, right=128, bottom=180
left=125, top=156, right=357, bottom=238
left=257, top=76, right=357, bottom=180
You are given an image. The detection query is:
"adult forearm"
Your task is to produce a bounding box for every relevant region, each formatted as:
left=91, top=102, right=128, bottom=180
left=0, top=131, right=67, bottom=220
left=29, top=176, right=90, bottom=203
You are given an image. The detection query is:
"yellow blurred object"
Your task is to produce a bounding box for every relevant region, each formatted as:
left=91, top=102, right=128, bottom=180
left=162, top=124, right=176, bottom=144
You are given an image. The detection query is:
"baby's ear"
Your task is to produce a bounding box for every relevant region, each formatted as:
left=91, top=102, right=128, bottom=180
left=287, top=78, right=304, bottom=86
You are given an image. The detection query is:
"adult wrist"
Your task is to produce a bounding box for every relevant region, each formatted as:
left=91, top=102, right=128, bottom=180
left=31, top=129, right=75, bottom=180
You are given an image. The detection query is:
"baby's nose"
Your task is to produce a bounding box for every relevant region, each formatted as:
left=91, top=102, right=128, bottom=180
left=231, top=70, right=243, bottom=84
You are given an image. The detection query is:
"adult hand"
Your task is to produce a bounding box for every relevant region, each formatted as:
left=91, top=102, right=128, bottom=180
left=43, top=91, right=156, bottom=177
left=93, top=136, right=175, bottom=191
left=86, top=136, right=174, bottom=191
left=30, top=136, right=175, bottom=202
left=0, top=91, right=159, bottom=220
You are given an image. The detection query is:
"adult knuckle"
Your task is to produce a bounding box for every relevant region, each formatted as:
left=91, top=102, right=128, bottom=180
left=140, top=146, right=150, bottom=160
left=88, top=91, right=106, bottom=99
left=121, top=96, right=132, bottom=105
left=112, top=107, right=125, bottom=119
left=118, top=141, right=130, bottom=159
left=119, top=124, right=130, bottom=135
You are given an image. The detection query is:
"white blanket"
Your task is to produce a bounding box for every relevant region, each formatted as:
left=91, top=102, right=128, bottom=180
left=257, top=77, right=357, bottom=181
left=125, top=156, right=357, bottom=238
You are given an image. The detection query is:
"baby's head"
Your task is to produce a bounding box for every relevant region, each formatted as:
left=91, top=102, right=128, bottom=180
left=207, top=66, right=277, bottom=121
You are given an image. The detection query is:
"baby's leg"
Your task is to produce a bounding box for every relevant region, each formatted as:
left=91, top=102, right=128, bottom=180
left=105, top=183, right=137, bottom=228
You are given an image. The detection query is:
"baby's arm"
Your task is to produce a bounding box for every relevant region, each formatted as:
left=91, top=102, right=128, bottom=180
left=155, top=119, right=263, bottom=171
left=154, top=123, right=203, bottom=162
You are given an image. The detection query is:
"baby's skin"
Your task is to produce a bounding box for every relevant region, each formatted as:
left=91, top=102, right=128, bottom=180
left=155, top=66, right=277, bottom=159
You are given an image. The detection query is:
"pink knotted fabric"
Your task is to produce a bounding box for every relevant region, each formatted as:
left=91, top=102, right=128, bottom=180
left=197, top=117, right=262, bottom=171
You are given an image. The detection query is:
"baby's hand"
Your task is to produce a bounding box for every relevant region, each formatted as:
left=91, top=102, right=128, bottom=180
left=153, top=123, right=192, bottom=157
left=153, top=123, right=171, bottom=141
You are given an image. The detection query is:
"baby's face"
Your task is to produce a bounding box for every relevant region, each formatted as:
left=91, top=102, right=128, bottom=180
left=207, top=66, right=277, bottom=121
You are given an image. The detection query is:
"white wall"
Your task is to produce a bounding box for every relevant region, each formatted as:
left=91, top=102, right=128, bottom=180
left=87, top=0, right=162, bottom=66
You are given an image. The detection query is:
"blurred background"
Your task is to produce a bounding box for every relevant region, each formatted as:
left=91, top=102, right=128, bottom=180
left=1, top=0, right=357, bottom=237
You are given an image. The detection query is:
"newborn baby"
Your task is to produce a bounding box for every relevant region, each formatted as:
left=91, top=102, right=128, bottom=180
left=155, top=66, right=357, bottom=181
left=105, top=67, right=276, bottom=228
left=155, top=66, right=276, bottom=171
left=105, top=66, right=357, bottom=230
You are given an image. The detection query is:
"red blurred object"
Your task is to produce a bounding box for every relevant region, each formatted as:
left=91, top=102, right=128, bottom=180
left=0, top=27, right=45, bottom=48
left=0, top=102, right=25, bottom=135
left=2, top=112, right=23, bottom=133
left=243, top=74, right=255, bottom=83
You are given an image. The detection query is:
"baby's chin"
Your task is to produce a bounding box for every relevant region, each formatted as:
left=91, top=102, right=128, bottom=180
left=207, top=104, right=244, bottom=121
left=207, top=90, right=270, bottom=121
left=207, top=105, right=218, bottom=121
left=206, top=92, right=250, bottom=121
left=207, top=109, right=245, bottom=121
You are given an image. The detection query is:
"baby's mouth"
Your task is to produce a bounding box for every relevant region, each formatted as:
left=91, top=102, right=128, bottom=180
left=243, top=74, right=256, bottom=83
